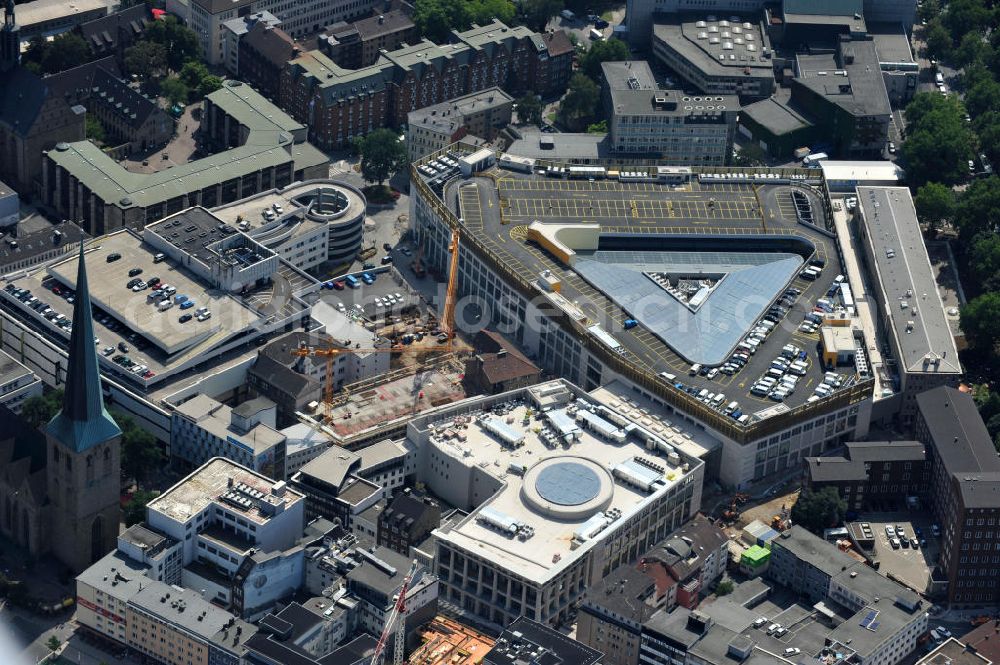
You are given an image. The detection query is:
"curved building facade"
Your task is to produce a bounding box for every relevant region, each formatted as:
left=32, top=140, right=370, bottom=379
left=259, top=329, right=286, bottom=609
left=211, top=179, right=366, bottom=273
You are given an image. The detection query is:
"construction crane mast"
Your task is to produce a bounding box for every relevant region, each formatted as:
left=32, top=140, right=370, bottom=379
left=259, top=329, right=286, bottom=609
left=292, top=230, right=462, bottom=419
left=371, top=559, right=419, bottom=665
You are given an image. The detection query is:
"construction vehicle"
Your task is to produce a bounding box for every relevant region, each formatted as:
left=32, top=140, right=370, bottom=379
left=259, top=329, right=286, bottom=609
left=371, top=559, right=419, bottom=665
left=771, top=515, right=787, bottom=531
left=293, top=230, right=461, bottom=420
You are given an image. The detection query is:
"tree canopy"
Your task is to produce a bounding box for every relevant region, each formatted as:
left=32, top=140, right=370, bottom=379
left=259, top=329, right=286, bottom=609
left=790, top=487, right=846, bottom=534
left=124, top=490, right=160, bottom=527
left=145, top=16, right=201, bottom=71
left=900, top=92, right=975, bottom=186
left=521, top=0, right=564, bottom=32
left=961, top=292, right=1000, bottom=356
left=21, top=389, right=63, bottom=430
left=913, top=182, right=955, bottom=236
left=557, top=73, right=600, bottom=131
left=515, top=93, right=544, bottom=126
left=112, top=411, right=164, bottom=483
left=578, top=39, right=631, bottom=80
left=356, top=129, right=408, bottom=186
left=124, top=40, right=168, bottom=80
left=23, top=32, right=92, bottom=75
left=412, top=0, right=516, bottom=43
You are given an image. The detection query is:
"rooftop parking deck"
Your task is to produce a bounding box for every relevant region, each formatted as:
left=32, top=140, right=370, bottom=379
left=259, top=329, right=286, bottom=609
left=435, top=167, right=859, bottom=418
left=1, top=233, right=264, bottom=389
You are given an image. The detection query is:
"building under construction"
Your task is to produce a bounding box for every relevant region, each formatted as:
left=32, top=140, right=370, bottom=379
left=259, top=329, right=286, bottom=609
left=408, top=616, right=496, bottom=665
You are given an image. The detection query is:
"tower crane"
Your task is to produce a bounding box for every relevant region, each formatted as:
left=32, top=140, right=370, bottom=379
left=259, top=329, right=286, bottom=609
left=371, top=559, right=419, bottom=665
left=292, top=230, right=462, bottom=420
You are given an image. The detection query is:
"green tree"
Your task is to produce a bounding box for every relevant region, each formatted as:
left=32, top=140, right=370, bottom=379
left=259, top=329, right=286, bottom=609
left=914, top=182, right=955, bottom=236
left=413, top=0, right=473, bottom=43
left=578, top=38, right=631, bottom=80
left=515, top=93, right=544, bottom=125
left=85, top=115, right=106, bottom=143
left=961, top=292, right=1000, bottom=354
left=953, top=32, right=993, bottom=68
left=24, top=32, right=92, bottom=74
left=123, top=490, right=160, bottom=527
left=901, top=92, right=975, bottom=186
left=521, top=0, right=564, bottom=31
left=159, top=76, right=189, bottom=106
left=943, top=0, right=992, bottom=44
left=145, top=16, right=201, bottom=71
left=587, top=119, right=607, bottom=133
left=112, top=412, right=164, bottom=483
left=45, top=635, right=61, bottom=654
left=356, top=128, right=408, bottom=187
left=918, top=0, right=941, bottom=22
left=178, top=60, right=210, bottom=88
left=124, top=40, right=167, bottom=80
left=790, top=487, right=846, bottom=534
left=963, top=66, right=1000, bottom=118
left=715, top=579, right=734, bottom=596
left=924, top=19, right=953, bottom=60
left=558, top=73, right=600, bottom=131
left=469, top=0, right=516, bottom=26
left=198, top=74, right=223, bottom=98
left=970, top=234, right=1000, bottom=293
left=953, top=176, right=1000, bottom=245
left=21, top=389, right=64, bottom=430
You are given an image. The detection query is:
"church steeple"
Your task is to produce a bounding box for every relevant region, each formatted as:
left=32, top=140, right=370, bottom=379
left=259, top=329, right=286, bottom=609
left=46, top=243, right=121, bottom=452
left=1, top=0, right=20, bottom=72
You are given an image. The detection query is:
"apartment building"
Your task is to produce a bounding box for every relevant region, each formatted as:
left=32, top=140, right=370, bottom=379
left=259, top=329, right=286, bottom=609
left=804, top=440, right=930, bottom=512
left=281, top=20, right=571, bottom=149
left=321, top=10, right=416, bottom=69
left=407, top=88, right=513, bottom=160
left=916, top=387, right=1000, bottom=607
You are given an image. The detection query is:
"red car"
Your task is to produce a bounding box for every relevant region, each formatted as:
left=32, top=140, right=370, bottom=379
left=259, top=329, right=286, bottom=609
left=51, top=285, right=61, bottom=295
left=332, top=281, right=345, bottom=291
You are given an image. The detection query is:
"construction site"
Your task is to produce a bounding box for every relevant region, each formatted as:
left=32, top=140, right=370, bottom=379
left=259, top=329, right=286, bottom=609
left=407, top=616, right=496, bottom=665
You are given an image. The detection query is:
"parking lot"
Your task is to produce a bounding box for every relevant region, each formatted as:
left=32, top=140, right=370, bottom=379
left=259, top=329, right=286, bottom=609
left=861, top=515, right=941, bottom=594
left=452, top=171, right=853, bottom=417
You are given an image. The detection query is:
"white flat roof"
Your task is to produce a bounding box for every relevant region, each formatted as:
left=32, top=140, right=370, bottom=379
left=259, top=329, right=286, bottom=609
left=148, top=457, right=304, bottom=526
left=820, top=160, right=904, bottom=183
left=424, top=381, right=701, bottom=583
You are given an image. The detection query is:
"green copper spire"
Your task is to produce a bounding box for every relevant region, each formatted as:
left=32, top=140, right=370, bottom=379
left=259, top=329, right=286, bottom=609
left=47, top=243, right=121, bottom=451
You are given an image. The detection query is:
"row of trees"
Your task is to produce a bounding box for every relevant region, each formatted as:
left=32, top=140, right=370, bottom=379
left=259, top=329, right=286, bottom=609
left=904, top=0, right=1000, bottom=451
left=411, top=0, right=616, bottom=39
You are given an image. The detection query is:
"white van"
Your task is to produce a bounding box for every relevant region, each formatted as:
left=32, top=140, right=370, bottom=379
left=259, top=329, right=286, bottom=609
left=689, top=363, right=702, bottom=376
left=712, top=393, right=725, bottom=406
left=659, top=371, right=677, bottom=382
left=725, top=401, right=739, bottom=413
left=698, top=388, right=709, bottom=400
left=157, top=299, right=173, bottom=311
left=738, top=414, right=750, bottom=424
left=589, top=27, right=604, bottom=41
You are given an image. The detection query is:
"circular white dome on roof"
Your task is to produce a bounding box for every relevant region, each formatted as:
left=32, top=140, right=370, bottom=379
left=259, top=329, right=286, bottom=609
left=521, top=456, right=613, bottom=520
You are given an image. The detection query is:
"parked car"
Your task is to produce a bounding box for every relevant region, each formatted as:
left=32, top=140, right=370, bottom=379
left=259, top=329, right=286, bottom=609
left=107, top=252, right=122, bottom=262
